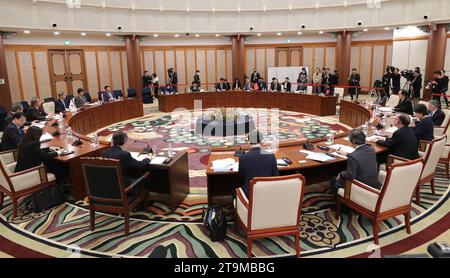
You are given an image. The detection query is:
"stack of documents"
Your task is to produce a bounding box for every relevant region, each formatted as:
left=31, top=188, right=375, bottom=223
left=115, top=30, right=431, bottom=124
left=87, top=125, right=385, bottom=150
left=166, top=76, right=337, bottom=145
left=276, top=159, right=288, bottom=167
left=150, top=157, right=167, bottom=165
left=211, top=158, right=238, bottom=172
left=305, top=152, right=336, bottom=162
left=39, top=132, right=54, bottom=142
left=378, top=107, right=393, bottom=113
left=130, top=152, right=152, bottom=162
left=329, top=144, right=355, bottom=154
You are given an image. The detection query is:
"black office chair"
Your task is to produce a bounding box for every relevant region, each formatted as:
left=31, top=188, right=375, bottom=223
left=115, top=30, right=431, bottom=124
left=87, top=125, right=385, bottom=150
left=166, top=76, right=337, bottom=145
left=113, top=90, right=123, bottom=99
left=20, top=101, right=30, bottom=113
left=142, top=87, right=153, bottom=104
left=44, top=97, right=55, bottom=103
left=127, top=88, right=137, bottom=98
left=64, top=95, right=74, bottom=108
left=80, top=157, right=149, bottom=235
left=84, top=92, right=92, bottom=103
left=97, top=91, right=103, bottom=101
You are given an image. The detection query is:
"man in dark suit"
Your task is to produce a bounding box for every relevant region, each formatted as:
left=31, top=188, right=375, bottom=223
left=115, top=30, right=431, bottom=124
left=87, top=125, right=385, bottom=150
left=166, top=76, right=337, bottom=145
left=224, top=79, right=231, bottom=91
left=55, top=92, right=67, bottom=114
left=349, top=68, right=361, bottom=100
left=101, top=131, right=150, bottom=197
left=391, top=68, right=401, bottom=95
left=26, top=97, right=47, bottom=122
left=168, top=68, right=178, bottom=93
left=282, top=77, right=291, bottom=92
left=375, top=114, right=419, bottom=160
left=193, top=70, right=201, bottom=85
left=394, top=90, right=414, bottom=115
left=412, top=103, right=434, bottom=143
left=250, top=68, right=261, bottom=84
left=330, top=130, right=381, bottom=195
left=238, top=131, right=279, bottom=197
left=102, top=85, right=115, bottom=102
left=257, top=77, right=267, bottom=91
left=143, top=71, right=152, bottom=88
left=428, top=99, right=446, bottom=126
left=431, top=71, right=443, bottom=102
left=1, top=112, right=26, bottom=151
left=269, top=78, right=282, bottom=92
left=441, top=70, right=449, bottom=107
left=216, top=78, right=228, bottom=92
left=3, top=103, right=31, bottom=130
left=74, top=88, right=87, bottom=109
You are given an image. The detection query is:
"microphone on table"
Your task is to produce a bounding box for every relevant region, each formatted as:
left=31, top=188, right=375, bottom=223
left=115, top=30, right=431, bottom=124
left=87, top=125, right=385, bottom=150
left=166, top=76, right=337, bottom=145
left=134, top=140, right=152, bottom=154
left=233, top=145, right=245, bottom=157
left=52, top=128, right=61, bottom=137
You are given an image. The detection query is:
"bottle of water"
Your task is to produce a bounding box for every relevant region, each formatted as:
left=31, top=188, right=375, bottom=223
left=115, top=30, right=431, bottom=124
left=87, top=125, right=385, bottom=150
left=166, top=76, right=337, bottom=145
left=67, top=127, right=72, bottom=138
left=326, top=132, right=334, bottom=145
left=91, top=133, right=98, bottom=147
left=168, top=143, right=173, bottom=158
left=362, top=122, right=369, bottom=135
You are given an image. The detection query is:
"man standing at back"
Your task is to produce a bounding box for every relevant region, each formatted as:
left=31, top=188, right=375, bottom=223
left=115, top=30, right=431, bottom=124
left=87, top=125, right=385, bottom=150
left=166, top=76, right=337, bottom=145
left=238, top=131, right=279, bottom=197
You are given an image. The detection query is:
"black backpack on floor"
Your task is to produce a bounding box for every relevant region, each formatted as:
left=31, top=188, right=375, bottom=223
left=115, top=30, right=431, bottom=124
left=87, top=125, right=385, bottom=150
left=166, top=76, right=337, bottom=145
left=202, top=206, right=227, bottom=242
left=33, top=186, right=66, bottom=213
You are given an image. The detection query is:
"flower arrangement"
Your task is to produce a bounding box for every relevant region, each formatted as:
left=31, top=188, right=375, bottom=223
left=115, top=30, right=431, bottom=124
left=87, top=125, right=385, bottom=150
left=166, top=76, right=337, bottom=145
left=210, top=108, right=241, bottom=121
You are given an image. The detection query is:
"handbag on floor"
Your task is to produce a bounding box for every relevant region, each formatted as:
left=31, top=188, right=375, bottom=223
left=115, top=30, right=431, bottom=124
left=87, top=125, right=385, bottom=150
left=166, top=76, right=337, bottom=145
left=33, top=186, right=66, bottom=213
left=202, top=206, right=227, bottom=242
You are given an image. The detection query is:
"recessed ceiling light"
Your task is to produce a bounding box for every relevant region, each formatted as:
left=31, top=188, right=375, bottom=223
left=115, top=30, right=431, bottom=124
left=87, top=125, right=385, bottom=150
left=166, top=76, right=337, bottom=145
left=53, top=31, right=60, bottom=35
left=195, top=34, right=200, bottom=37
left=319, top=31, right=324, bottom=34
left=174, top=34, right=179, bottom=37
left=24, top=30, right=30, bottom=34
left=153, top=34, right=159, bottom=37
left=363, top=28, right=368, bottom=32
left=384, top=27, right=390, bottom=30
left=215, top=34, right=220, bottom=37
left=81, top=32, right=86, bottom=36
left=106, top=33, right=111, bottom=36
left=287, top=39, right=291, bottom=43
left=297, top=32, right=302, bottom=35
left=257, top=33, right=262, bottom=36
left=277, top=32, right=282, bottom=36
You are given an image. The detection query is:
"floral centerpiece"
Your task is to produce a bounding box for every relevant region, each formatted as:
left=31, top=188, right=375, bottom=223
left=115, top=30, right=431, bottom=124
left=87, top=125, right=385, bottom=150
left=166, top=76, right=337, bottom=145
left=209, top=108, right=241, bottom=121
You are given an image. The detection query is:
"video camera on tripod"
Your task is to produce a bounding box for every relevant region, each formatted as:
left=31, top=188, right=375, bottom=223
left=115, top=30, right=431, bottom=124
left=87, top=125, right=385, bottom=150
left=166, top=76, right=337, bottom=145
left=401, top=69, right=415, bottom=81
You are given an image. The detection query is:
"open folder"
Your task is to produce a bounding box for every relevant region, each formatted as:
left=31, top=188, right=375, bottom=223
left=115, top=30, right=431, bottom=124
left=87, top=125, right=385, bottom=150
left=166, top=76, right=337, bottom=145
left=211, top=158, right=239, bottom=172
left=305, top=152, right=336, bottom=162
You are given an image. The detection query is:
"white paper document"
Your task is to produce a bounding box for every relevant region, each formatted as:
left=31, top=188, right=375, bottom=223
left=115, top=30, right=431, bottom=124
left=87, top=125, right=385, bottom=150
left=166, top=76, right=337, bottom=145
left=329, top=144, right=355, bottom=154
left=39, top=132, right=54, bottom=142
left=32, top=122, right=46, bottom=129
left=212, top=158, right=238, bottom=172
left=378, top=107, right=393, bottom=113
left=150, top=157, right=167, bottom=165
left=306, top=152, right=336, bottom=162
left=276, top=159, right=288, bottom=167
left=130, top=152, right=152, bottom=162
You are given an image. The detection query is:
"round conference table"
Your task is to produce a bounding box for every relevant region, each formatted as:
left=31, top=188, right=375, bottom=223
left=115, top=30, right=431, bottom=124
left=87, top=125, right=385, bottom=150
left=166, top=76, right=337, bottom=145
left=40, top=94, right=379, bottom=203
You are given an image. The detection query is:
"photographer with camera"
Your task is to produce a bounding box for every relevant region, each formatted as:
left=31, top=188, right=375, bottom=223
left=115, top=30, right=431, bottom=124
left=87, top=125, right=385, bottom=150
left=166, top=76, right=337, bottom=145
left=409, top=67, right=422, bottom=105
left=392, top=68, right=401, bottom=95
left=427, top=70, right=443, bottom=103
left=382, top=67, right=393, bottom=97
left=348, top=68, right=361, bottom=100
left=441, top=70, right=449, bottom=107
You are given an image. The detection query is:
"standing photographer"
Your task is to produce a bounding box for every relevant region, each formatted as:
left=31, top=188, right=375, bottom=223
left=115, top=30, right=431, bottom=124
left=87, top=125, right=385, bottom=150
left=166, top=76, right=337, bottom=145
left=382, top=67, right=392, bottom=97
left=410, top=68, right=422, bottom=105
left=441, top=70, right=449, bottom=107
left=430, top=71, right=443, bottom=102
left=168, top=68, right=178, bottom=93
left=348, top=68, right=361, bottom=100
left=392, top=68, right=401, bottom=95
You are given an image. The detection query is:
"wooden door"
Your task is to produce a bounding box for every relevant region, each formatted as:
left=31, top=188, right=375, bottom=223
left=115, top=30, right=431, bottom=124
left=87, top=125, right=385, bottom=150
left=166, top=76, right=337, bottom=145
left=48, top=49, right=87, bottom=97
left=275, top=48, right=290, bottom=67
left=289, top=48, right=303, bottom=67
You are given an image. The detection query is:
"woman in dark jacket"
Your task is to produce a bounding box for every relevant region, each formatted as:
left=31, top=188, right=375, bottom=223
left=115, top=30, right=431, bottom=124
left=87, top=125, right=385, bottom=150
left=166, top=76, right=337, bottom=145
left=15, top=126, right=65, bottom=182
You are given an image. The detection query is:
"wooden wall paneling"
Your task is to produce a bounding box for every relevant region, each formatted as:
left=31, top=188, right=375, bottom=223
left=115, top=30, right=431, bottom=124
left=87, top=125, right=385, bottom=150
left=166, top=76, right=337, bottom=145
left=107, top=49, right=113, bottom=88
left=358, top=47, right=362, bottom=73
left=166, top=50, right=176, bottom=84
left=383, top=45, right=388, bottom=73
left=256, top=48, right=265, bottom=78
left=175, top=50, right=186, bottom=90
left=121, top=51, right=129, bottom=93
left=30, top=51, right=40, bottom=98
left=85, top=51, right=99, bottom=95
left=110, top=51, right=122, bottom=91
left=5, top=50, right=21, bottom=103
left=289, top=48, right=302, bottom=67
left=360, top=46, right=372, bottom=88
left=140, top=49, right=145, bottom=73
left=226, top=49, right=233, bottom=83
left=34, top=51, right=52, bottom=99
left=143, top=50, right=154, bottom=73
left=214, top=50, right=218, bottom=83
left=118, top=50, right=125, bottom=93
left=372, top=45, right=385, bottom=85
left=186, top=49, right=195, bottom=87
left=152, top=51, right=156, bottom=78
left=312, top=47, right=316, bottom=71
left=246, top=48, right=255, bottom=77
left=207, top=49, right=216, bottom=91
left=314, top=48, right=325, bottom=69
left=94, top=51, right=101, bottom=93
left=97, top=51, right=110, bottom=89
left=224, top=49, right=228, bottom=80
left=275, top=48, right=289, bottom=67
left=264, top=48, right=267, bottom=80
left=217, top=49, right=226, bottom=83
left=326, top=47, right=336, bottom=70
left=303, top=47, right=313, bottom=73
left=266, top=48, right=275, bottom=81
left=204, top=50, right=208, bottom=90
left=163, top=50, right=168, bottom=85
left=385, top=44, right=393, bottom=68
left=350, top=46, right=359, bottom=74
left=154, top=51, right=165, bottom=86
left=14, top=51, right=24, bottom=101
left=196, top=49, right=206, bottom=87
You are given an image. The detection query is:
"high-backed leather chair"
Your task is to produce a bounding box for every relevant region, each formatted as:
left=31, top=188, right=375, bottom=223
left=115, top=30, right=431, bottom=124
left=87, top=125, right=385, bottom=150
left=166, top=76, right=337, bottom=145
left=336, top=157, right=423, bottom=244
left=386, top=95, right=400, bottom=108
left=80, top=157, right=149, bottom=235
left=234, top=174, right=305, bottom=257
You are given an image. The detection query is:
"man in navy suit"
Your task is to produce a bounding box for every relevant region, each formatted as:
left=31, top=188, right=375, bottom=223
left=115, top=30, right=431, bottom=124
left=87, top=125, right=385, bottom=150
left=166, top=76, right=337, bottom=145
left=101, top=131, right=150, bottom=198
left=331, top=130, right=381, bottom=195
left=238, top=131, right=279, bottom=197
left=102, top=85, right=115, bottom=102
left=412, top=103, right=434, bottom=143
left=428, top=99, right=446, bottom=127
left=55, top=92, right=67, bottom=114
left=1, top=112, right=26, bottom=151
left=375, top=114, right=419, bottom=160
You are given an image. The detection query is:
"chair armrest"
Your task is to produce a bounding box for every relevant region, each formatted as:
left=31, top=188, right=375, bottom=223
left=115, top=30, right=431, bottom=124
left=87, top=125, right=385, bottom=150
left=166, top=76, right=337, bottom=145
left=344, top=179, right=381, bottom=198
left=235, top=188, right=249, bottom=209
left=434, top=127, right=445, bottom=137
left=124, top=172, right=150, bottom=193
left=378, top=170, right=387, bottom=186
left=419, top=140, right=430, bottom=153
left=9, top=165, right=47, bottom=179
left=386, top=155, right=410, bottom=167
left=441, top=144, right=450, bottom=159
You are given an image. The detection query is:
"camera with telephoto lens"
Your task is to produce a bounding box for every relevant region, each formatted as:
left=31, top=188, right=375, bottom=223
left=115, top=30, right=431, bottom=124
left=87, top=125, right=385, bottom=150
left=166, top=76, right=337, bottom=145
left=386, top=65, right=395, bottom=73
left=401, top=69, right=414, bottom=81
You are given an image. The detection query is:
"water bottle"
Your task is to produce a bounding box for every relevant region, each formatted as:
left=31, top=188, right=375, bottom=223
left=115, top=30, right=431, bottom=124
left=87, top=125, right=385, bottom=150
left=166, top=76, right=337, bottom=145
left=362, top=122, right=369, bottom=135
left=67, top=127, right=72, bottom=138
left=326, top=132, right=334, bottom=145
left=58, top=112, right=63, bottom=128
left=168, top=143, right=173, bottom=158
left=91, top=133, right=98, bottom=147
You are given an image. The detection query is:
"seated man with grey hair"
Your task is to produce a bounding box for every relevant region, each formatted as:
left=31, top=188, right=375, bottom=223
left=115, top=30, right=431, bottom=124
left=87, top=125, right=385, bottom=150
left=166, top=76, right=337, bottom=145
left=55, top=91, right=68, bottom=114
left=3, top=102, right=31, bottom=129
left=428, top=99, right=446, bottom=127
left=330, top=129, right=381, bottom=195
left=26, top=97, right=47, bottom=122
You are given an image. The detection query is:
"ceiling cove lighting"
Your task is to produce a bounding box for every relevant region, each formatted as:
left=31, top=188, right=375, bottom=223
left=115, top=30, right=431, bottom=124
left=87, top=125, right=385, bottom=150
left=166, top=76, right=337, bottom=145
left=297, top=32, right=302, bottom=35
left=81, top=32, right=86, bottom=36
left=24, top=30, right=30, bottom=34
left=319, top=31, right=324, bottom=34
left=195, top=34, right=200, bottom=37
left=384, top=27, right=390, bottom=30
left=215, top=34, right=220, bottom=37
left=174, top=34, right=179, bottom=37
left=153, top=34, right=159, bottom=37
left=363, top=28, right=368, bottom=32
left=53, top=31, right=60, bottom=35
left=257, top=33, right=262, bottom=36
left=277, top=32, right=282, bottom=36
left=105, top=33, right=111, bottom=36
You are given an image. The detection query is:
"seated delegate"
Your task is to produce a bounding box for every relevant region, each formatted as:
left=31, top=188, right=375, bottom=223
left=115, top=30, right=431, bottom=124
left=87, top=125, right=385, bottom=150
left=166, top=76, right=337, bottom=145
left=411, top=103, right=434, bottom=143
left=1, top=112, right=26, bottom=151
left=393, top=90, right=413, bottom=115
left=26, top=97, right=48, bottom=122
left=428, top=99, right=446, bottom=127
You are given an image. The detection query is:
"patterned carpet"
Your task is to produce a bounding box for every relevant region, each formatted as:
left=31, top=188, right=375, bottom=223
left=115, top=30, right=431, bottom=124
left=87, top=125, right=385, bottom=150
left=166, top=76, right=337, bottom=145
left=0, top=165, right=448, bottom=258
